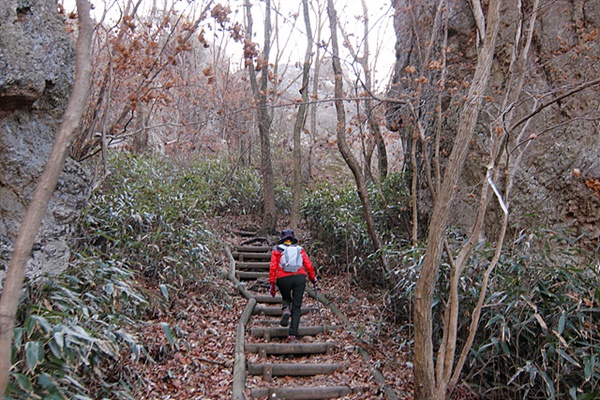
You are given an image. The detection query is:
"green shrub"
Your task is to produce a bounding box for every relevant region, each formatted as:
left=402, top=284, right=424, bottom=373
left=302, top=181, right=372, bottom=272
left=385, top=225, right=599, bottom=399
left=78, top=154, right=265, bottom=284
left=301, top=172, right=411, bottom=283
left=8, top=260, right=147, bottom=399
left=463, top=229, right=600, bottom=399
left=8, top=152, right=252, bottom=398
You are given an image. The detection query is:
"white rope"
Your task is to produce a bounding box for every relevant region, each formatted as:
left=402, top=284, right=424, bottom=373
left=487, top=166, right=508, bottom=215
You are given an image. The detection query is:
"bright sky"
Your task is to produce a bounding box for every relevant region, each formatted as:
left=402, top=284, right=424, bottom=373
left=240, top=0, right=397, bottom=90
left=61, top=0, right=396, bottom=91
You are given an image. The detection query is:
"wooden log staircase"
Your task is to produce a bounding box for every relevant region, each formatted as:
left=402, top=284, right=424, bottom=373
left=225, top=237, right=400, bottom=400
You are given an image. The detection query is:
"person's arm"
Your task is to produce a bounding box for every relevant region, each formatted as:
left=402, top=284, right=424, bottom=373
left=301, top=250, right=316, bottom=282
left=269, top=249, right=281, bottom=285
left=269, top=249, right=281, bottom=296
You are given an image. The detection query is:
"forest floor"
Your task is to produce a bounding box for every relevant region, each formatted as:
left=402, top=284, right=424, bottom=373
left=128, top=275, right=415, bottom=399
left=117, top=219, right=416, bottom=399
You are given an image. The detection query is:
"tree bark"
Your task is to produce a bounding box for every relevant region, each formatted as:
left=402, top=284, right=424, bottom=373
left=0, top=0, right=94, bottom=395
left=412, top=0, right=502, bottom=398
left=244, top=0, right=276, bottom=234
left=290, top=0, right=313, bottom=230
left=360, top=0, right=387, bottom=180
left=326, top=0, right=392, bottom=279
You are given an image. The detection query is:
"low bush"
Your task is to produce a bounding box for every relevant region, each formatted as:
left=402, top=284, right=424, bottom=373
left=301, top=172, right=411, bottom=284
left=387, top=227, right=599, bottom=399
left=8, top=153, right=256, bottom=398
left=8, top=260, right=147, bottom=399
left=464, top=229, right=600, bottom=399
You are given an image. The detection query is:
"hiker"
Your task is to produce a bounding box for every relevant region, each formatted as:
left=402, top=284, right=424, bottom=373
left=269, top=229, right=317, bottom=343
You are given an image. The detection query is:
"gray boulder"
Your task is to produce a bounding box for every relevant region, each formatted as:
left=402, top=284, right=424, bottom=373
left=0, top=0, right=89, bottom=288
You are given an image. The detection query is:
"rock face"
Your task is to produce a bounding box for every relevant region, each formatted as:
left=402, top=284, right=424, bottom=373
left=0, top=0, right=89, bottom=288
left=388, top=0, right=600, bottom=241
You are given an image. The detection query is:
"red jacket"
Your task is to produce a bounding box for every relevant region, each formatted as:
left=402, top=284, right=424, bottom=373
left=269, top=245, right=316, bottom=285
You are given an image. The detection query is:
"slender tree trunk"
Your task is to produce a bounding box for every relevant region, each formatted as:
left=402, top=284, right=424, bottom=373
left=0, top=0, right=94, bottom=395
left=290, top=0, right=313, bottom=231
left=308, top=0, right=326, bottom=181
left=412, top=0, right=502, bottom=398
left=410, top=127, right=418, bottom=245
left=360, top=0, right=387, bottom=180
left=444, top=2, right=540, bottom=393
left=337, top=1, right=388, bottom=182
left=244, top=0, right=276, bottom=234
left=326, top=0, right=392, bottom=279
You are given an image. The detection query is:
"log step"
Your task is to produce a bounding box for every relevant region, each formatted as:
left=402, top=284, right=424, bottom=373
left=233, top=252, right=272, bottom=260
left=236, top=262, right=270, bottom=270
left=253, top=295, right=282, bottom=304
left=236, top=271, right=269, bottom=280
left=251, top=325, right=340, bottom=338
left=252, top=306, right=315, bottom=316
left=235, top=245, right=271, bottom=253
left=248, top=362, right=345, bottom=377
left=252, top=319, right=290, bottom=326
left=250, top=385, right=351, bottom=399
left=245, top=342, right=334, bottom=356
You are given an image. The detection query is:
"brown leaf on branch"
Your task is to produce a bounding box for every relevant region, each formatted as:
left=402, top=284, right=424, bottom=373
left=211, top=4, right=231, bottom=26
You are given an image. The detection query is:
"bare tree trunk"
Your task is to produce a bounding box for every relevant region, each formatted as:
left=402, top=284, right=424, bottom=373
left=308, top=0, right=326, bottom=181
left=326, top=0, right=392, bottom=279
left=337, top=1, right=388, bottom=182
left=0, top=0, right=94, bottom=395
left=444, top=1, right=540, bottom=393
left=409, top=127, right=418, bottom=245
left=412, top=0, right=502, bottom=398
left=132, top=103, right=149, bottom=152
left=244, top=0, right=276, bottom=234
left=360, top=0, right=387, bottom=180
left=290, top=0, right=313, bottom=231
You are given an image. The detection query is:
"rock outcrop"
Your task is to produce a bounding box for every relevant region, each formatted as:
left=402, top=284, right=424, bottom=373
left=388, top=0, right=600, bottom=241
left=0, top=0, right=89, bottom=288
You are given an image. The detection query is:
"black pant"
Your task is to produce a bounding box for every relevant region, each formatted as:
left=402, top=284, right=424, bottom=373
left=276, top=274, right=306, bottom=336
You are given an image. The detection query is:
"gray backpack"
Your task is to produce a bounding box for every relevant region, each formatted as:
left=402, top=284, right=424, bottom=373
left=278, top=244, right=303, bottom=272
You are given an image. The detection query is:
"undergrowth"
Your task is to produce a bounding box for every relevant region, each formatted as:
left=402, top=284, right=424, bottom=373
left=8, top=152, right=598, bottom=400
left=302, top=172, right=599, bottom=399
left=465, top=228, right=600, bottom=400
left=9, top=260, right=147, bottom=399
left=391, top=227, right=599, bottom=400
left=7, top=153, right=264, bottom=399
left=301, top=171, right=412, bottom=285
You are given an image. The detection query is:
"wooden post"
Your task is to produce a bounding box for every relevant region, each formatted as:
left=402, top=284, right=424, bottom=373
left=232, top=297, right=256, bottom=400
left=258, top=348, right=267, bottom=358
left=225, top=245, right=254, bottom=300
left=262, top=365, right=273, bottom=382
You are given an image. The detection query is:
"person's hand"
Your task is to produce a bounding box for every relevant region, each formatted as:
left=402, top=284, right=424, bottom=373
left=270, top=283, right=276, bottom=297
left=311, top=277, right=318, bottom=284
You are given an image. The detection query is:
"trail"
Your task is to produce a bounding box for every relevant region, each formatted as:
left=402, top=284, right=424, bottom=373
left=225, top=234, right=409, bottom=399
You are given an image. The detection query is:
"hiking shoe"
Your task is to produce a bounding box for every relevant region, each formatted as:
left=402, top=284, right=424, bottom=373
left=280, top=308, right=291, bottom=327
left=288, top=335, right=296, bottom=343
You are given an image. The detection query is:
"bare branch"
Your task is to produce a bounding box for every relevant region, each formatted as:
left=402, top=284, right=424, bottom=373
left=509, top=78, right=600, bottom=132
